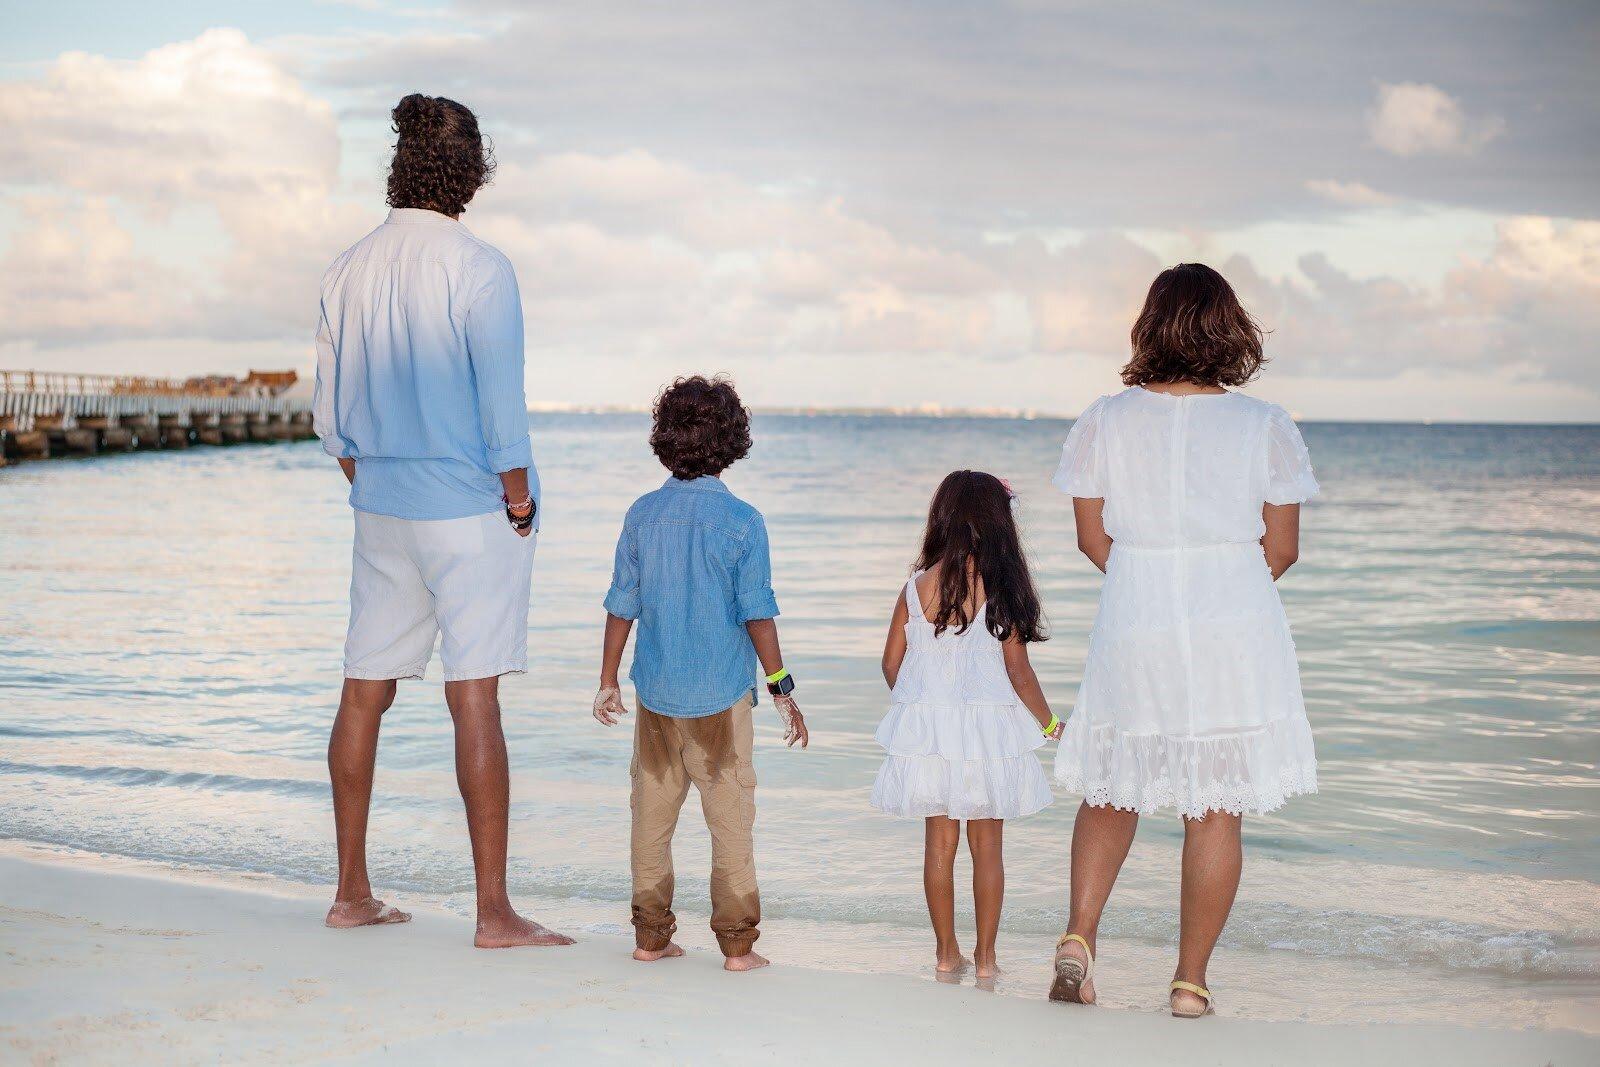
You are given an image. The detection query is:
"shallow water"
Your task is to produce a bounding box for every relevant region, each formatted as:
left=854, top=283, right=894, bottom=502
left=2, top=413, right=1597, bottom=1030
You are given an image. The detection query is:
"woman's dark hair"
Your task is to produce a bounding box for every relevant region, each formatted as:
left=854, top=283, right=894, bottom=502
left=914, top=471, right=1046, bottom=644
left=386, top=93, right=495, bottom=217
left=1122, top=263, right=1266, bottom=388
left=650, top=375, right=753, bottom=480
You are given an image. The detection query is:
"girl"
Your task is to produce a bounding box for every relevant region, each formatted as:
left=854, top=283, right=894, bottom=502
left=1049, top=263, right=1319, bottom=1017
left=872, top=471, right=1062, bottom=980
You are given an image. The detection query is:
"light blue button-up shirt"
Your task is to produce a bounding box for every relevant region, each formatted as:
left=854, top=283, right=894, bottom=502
left=604, top=476, right=781, bottom=718
left=313, top=208, right=537, bottom=522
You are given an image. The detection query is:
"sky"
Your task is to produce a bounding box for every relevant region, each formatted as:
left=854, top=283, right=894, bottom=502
left=0, top=1, right=1596, bottom=421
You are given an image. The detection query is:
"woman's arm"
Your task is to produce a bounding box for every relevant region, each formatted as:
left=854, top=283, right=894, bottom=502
left=1073, top=497, right=1113, bottom=572
left=881, top=592, right=909, bottom=688
left=1262, top=503, right=1301, bottom=580
left=1002, top=638, right=1061, bottom=737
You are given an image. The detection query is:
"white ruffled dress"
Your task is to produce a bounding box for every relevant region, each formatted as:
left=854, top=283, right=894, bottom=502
left=871, top=575, right=1053, bottom=821
left=1053, top=387, right=1320, bottom=818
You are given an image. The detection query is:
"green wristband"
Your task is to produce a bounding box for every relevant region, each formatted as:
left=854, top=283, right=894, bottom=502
left=1043, top=713, right=1061, bottom=738
left=765, top=667, right=790, bottom=685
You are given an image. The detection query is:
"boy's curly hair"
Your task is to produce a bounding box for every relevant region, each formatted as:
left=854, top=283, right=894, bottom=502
left=1122, top=263, right=1266, bottom=388
left=386, top=93, right=495, bottom=218
left=650, top=376, right=753, bottom=480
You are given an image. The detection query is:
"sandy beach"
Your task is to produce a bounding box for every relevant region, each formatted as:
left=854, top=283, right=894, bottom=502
left=0, top=845, right=1590, bottom=1066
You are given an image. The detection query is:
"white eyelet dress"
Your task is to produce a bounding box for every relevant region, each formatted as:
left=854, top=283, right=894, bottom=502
left=1052, top=387, right=1320, bottom=818
left=870, top=575, right=1053, bottom=821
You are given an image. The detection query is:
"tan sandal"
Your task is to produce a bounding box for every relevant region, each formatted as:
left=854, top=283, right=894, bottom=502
left=1049, top=933, right=1095, bottom=1004
left=1169, top=979, right=1215, bottom=1018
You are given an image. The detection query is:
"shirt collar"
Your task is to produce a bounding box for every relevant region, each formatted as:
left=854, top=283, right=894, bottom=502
left=662, top=475, right=731, bottom=494
left=385, top=207, right=467, bottom=229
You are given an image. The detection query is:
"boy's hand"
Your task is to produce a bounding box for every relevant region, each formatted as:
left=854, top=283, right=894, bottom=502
left=774, top=694, right=808, bottom=748
left=593, top=685, right=628, bottom=726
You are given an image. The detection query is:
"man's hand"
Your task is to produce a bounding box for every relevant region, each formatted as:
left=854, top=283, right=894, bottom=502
left=774, top=694, right=808, bottom=748
left=507, top=498, right=534, bottom=538
left=593, top=685, right=627, bottom=726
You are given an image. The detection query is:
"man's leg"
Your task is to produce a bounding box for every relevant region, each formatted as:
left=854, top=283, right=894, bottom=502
left=630, top=705, right=691, bottom=961
left=325, top=678, right=411, bottom=928
left=683, top=696, right=766, bottom=971
left=444, top=675, right=574, bottom=948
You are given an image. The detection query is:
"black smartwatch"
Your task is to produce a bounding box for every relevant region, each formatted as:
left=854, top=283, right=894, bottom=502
left=765, top=668, right=794, bottom=697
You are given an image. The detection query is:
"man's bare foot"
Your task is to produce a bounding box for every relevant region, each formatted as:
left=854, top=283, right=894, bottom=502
left=723, top=951, right=770, bottom=972
left=473, top=910, right=575, bottom=949
left=935, top=952, right=971, bottom=975
left=325, top=897, right=411, bottom=929
left=633, top=942, right=685, bottom=962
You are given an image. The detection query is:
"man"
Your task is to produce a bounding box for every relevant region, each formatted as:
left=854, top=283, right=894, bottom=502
left=312, top=93, right=569, bottom=949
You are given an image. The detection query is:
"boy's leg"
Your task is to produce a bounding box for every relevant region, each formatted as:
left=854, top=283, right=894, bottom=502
left=631, top=704, right=691, bottom=956
left=682, top=695, right=763, bottom=967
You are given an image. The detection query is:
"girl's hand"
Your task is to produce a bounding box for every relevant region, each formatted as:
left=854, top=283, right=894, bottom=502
left=774, top=694, right=809, bottom=749
left=1046, top=718, right=1064, bottom=741
left=593, top=685, right=628, bottom=726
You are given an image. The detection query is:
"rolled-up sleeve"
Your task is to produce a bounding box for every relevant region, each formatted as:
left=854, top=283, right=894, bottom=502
left=311, top=299, right=351, bottom=459
left=603, top=520, right=642, bottom=620
left=733, top=515, right=780, bottom=622
left=465, top=250, right=533, bottom=473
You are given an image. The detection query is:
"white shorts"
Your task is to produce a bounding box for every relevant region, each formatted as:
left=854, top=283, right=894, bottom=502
left=344, top=510, right=535, bottom=682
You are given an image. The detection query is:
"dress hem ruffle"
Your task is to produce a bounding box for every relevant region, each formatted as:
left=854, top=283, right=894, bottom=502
left=871, top=752, right=1053, bottom=821
left=1053, top=716, right=1317, bottom=818
left=875, top=701, right=1047, bottom=761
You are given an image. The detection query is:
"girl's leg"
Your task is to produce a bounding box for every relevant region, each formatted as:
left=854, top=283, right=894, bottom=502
left=924, top=817, right=964, bottom=972
left=1174, top=810, right=1242, bottom=1014
left=966, top=818, right=1004, bottom=978
left=1059, top=801, right=1140, bottom=1002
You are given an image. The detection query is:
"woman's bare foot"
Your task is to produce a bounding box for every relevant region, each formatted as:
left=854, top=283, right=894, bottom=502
left=1049, top=936, right=1096, bottom=1004
left=325, top=897, right=411, bottom=929
left=633, top=942, right=685, bottom=962
left=473, top=909, right=575, bottom=949
left=723, top=951, right=770, bottom=972
left=935, top=950, right=971, bottom=975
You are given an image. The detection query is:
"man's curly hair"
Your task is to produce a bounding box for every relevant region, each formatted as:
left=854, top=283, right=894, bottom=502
left=650, top=376, right=753, bottom=480
left=386, top=94, right=495, bottom=218
left=1122, top=262, right=1267, bottom=388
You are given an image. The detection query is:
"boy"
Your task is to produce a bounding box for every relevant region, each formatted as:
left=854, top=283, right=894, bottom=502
left=593, top=375, right=808, bottom=972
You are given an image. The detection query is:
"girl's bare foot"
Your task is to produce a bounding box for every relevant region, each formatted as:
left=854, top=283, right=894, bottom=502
left=633, top=942, right=685, bottom=962
left=935, top=951, right=971, bottom=975
left=974, top=955, right=1001, bottom=980
left=325, top=897, right=411, bottom=929
left=473, top=910, right=575, bottom=949
left=723, top=951, right=770, bottom=972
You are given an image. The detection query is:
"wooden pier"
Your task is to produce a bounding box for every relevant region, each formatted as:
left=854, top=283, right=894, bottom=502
left=0, top=370, right=315, bottom=465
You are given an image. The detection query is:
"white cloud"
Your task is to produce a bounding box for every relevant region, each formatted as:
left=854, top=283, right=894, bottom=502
left=1368, top=82, right=1504, bottom=157
left=1305, top=179, right=1398, bottom=208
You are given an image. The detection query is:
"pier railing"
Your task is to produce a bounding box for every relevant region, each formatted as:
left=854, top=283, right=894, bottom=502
left=0, top=369, right=315, bottom=462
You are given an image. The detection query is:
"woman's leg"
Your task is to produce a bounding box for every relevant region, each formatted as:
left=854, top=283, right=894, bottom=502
left=1058, top=801, right=1140, bottom=1002
left=924, top=816, right=964, bottom=971
left=966, top=819, right=1004, bottom=978
left=1174, top=810, right=1242, bottom=1013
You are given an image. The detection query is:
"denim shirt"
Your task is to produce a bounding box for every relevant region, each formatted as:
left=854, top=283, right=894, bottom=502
left=313, top=208, right=538, bottom=522
left=604, top=476, right=780, bottom=717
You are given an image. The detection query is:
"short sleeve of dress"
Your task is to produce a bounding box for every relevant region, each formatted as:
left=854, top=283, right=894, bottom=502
left=1264, top=405, right=1319, bottom=505
left=1053, top=396, right=1109, bottom=498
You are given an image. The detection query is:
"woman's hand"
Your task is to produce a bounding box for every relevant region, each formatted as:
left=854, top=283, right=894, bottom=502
left=593, top=685, right=627, bottom=726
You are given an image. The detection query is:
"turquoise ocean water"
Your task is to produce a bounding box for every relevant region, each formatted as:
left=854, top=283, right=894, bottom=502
left=1, top=413, right=1596, bottom=1030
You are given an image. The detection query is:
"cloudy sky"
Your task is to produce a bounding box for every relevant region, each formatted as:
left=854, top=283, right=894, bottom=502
left=1, top=1, right=1596, bottom=420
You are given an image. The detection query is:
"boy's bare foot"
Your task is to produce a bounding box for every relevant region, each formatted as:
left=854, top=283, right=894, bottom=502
left=723, top=951, right=770, bottom=972
left=325, top=897, right=411, bottom=929
left=935, top=952, right=971, bottom=974
left=633, top=942, right=685, bottom=962
left=473, top=910, right=575, bottom=949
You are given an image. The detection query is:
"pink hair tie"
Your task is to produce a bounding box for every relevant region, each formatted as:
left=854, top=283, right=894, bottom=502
left=999, top=477, right=1017, bottom=498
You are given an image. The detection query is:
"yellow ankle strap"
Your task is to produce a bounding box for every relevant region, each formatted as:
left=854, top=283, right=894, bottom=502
left=1170, top=980, right=1211, bottom=1002
left=1056, top=932, right=1093, bottom=961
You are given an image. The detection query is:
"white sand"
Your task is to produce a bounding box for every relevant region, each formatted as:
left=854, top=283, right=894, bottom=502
left=1, top=846, right=1592, bottom=1066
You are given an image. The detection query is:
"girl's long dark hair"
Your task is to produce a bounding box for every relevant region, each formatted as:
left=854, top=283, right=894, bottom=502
left=914, top=471, right=1046, bottom=644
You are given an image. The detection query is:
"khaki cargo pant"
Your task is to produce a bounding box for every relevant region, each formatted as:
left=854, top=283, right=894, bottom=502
left=630, top=693, right=760, bottom=958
